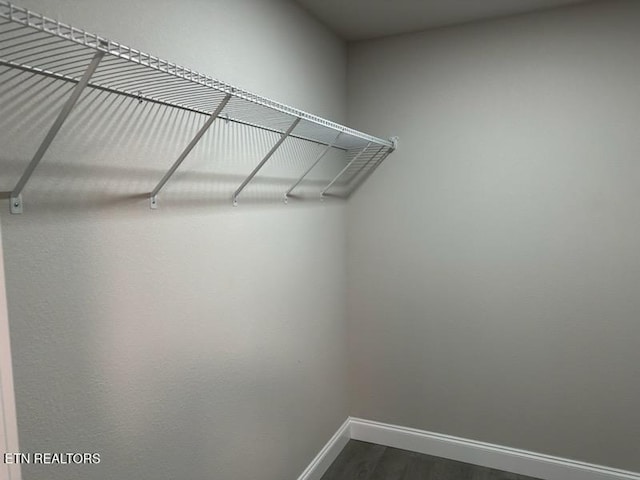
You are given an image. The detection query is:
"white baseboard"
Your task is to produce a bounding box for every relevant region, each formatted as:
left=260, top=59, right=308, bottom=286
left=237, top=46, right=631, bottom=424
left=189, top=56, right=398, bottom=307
left=349, top=417, right=640, bottom=480
left=296, top=418, right=351, bottom=480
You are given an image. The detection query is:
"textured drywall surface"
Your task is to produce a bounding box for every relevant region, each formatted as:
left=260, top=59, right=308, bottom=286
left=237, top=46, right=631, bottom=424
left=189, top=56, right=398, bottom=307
left=0, top=1, right=350, bottom=479
left=347, top=0, right=640, bottom=472
left=0, top=221, right=22, bottom=480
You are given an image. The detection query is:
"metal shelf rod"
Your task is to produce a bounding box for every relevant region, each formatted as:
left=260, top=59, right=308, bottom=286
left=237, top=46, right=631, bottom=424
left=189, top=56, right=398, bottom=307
left=9, top=51, right=104, bottom=214
left=8, top=48, right=91, bottom=68
left=284, top=131, right=342, bottom=201
left=119, top=80, right=210, bottom=96
left=346, top=145, right=386, bottom=184
left=1, top=37, right=74, bottom=57
left=321, top=143, right=371, bottom=196
left=95, top=67, right=177, bottom=83
left=108, top=80, right=203, bottom=95
left=233, top=117, right=300, bottom=206
left=0, top=33, right=64, bottom=51
left=347, top=148, right=393, bottom=197
left=156, top=89, right=217, bottom=101
left=0, top=1, right=393, bottom=148
left=0, top=25, right=26, bottom=36
left=0, top=27, right=37, bottom=39
left=0, top=30, right=43, bottom=44
left=49, top=57, right=102, bottom=74
left=88, top=58, right=141, bottom=73
left=149, top=93, right=232, bottom=209
left=0, top=0, right=396, bottom=205
left=0, top=58, right=348, bottom=151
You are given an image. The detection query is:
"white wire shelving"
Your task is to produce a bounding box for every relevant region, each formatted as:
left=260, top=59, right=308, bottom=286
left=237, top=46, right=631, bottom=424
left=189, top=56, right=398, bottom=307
left=0, top=1, right=396, bottom=213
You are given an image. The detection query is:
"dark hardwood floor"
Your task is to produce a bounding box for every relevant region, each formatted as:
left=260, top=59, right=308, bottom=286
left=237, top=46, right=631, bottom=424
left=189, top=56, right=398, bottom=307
left=320, top=440, right=542, bottom=480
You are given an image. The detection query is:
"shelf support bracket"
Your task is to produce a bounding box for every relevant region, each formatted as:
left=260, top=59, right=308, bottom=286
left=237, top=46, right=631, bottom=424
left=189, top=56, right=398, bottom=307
left=347, top=147, right=393, bottom=197
left=9, top=51, right=105, bottom=214
left=351, top=145, right=386, bottom=181
left=149, top=93, right=232, bottom=209
left=284, top=131, right=342, bottom=203
left=345, top=138, right=397, bottom=196
left=233, top=117, right=301, bottom=206
left=321, top=142, right=371, bottom=196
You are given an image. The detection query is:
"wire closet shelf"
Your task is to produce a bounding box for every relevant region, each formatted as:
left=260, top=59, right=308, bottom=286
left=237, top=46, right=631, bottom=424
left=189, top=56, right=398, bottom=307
left=0, top=1, right=397, bottom=213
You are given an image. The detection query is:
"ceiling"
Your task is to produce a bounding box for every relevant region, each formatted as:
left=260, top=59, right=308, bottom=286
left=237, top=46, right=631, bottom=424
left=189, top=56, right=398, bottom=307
left=294, top=0, right=593, bottom=41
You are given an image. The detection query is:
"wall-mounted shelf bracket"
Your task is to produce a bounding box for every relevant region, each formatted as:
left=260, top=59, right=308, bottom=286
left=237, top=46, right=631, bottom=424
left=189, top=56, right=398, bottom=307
left=148, top=93, right=232, bottom=209
left=341, top=137, right=398, bottom=196
left=0, top=1, right=396, bottom=211
left=233, top=117, right=301, bottom=206
left=284, top=131, right=343, bottom=204
left=353, top=145, right=385, bottom=179
left=8, top=50, right=104, bottom=214
left=321, top=142, right=371, bottom=196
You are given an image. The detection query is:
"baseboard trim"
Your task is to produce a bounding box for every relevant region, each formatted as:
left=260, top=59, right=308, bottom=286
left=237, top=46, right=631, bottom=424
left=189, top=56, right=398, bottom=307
left=349, top=417, right=640, bottom=480
left=296, top=418, right=351, bottom=480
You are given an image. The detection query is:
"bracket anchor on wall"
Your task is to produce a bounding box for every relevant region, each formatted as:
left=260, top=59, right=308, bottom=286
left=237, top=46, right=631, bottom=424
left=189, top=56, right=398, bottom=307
left=9, top=194, right=22, bottom=214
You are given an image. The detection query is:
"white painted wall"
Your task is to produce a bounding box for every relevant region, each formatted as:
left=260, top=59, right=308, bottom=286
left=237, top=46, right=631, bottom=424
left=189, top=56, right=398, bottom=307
left=347, top=0, right=640, bottom=473
left=0, top=221, right=22, bottom=480
left=0, top=1, right=350, bottom=479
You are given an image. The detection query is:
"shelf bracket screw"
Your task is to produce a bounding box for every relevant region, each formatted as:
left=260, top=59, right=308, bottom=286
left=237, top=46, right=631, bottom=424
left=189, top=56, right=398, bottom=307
left=10, top=194, right=23, bottom=214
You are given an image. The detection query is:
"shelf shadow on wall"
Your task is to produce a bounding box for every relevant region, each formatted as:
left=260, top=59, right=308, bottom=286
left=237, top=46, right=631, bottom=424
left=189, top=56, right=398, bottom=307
left=0, top=73, right=354, bottom=213
left=0, top=159, right=348, bottom=214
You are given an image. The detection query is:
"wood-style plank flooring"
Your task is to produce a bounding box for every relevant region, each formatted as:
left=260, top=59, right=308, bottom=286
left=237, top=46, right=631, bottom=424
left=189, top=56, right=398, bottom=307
left=320, top=440, right=543, bottom=480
